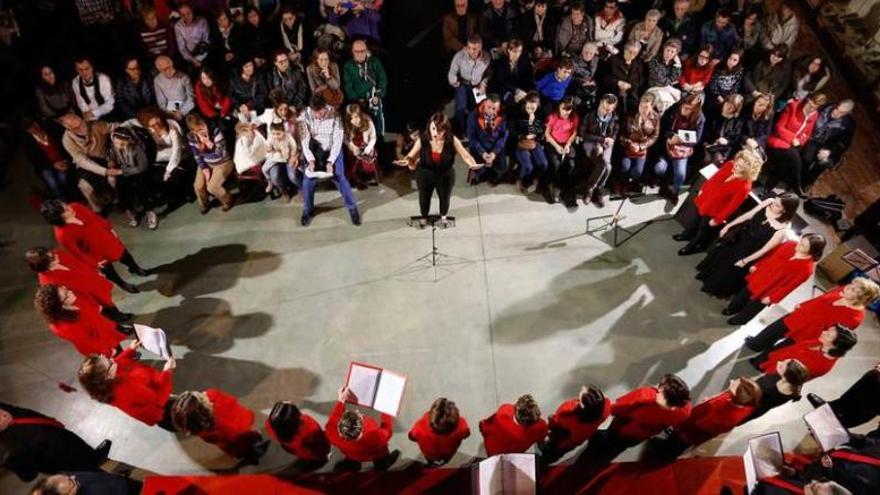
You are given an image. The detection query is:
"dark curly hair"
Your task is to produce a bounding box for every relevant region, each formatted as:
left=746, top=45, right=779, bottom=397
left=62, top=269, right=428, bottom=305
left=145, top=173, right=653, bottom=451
left=40, top=200, right=66, bottom=226
left=659, top=374, right=691, bottom=408
left=429, top=397, right=460, bottom=434
left=34, top=285, right=76, bottom=323
left=25, top=246, right=53, bottom=273
left=575, top=386, right=607, bottom=423
left=514, top=394, right=542, bottom=426
left=78, top=355, right=115, bottom=403
left=268, top=401, right=302, bottom=442
left=172, top=391, right=215, bottom=434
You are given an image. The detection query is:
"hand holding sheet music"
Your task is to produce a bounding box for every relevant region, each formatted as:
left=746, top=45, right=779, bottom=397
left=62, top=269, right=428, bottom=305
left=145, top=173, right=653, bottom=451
left=344, top=362, right=407, bottom=416
left=473, top=453, right=536, bottom=495
left=804, top=404, right=850, bottom=452
left=133, top=324, right=172, bottom=360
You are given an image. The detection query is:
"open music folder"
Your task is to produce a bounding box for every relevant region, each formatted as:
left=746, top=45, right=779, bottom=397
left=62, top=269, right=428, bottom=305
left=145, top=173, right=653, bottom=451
left=804, top=404, right=850, bottom=452
left=472, top=453, right=536, bottom=495
left=344, top=362, right=408, bottom=417
left=133, top=324, right=172, bottom=359
left=743, top=432, right=785, bottom=494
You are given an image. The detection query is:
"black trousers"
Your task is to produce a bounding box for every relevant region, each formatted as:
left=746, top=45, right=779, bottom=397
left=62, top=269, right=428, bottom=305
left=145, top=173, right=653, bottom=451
left=748, top=317, right=790, bottom=352
left=829, top=369, right=880, bottom=429
left=578, top=429, right=639, bottom=467
left=800, top=141, right=835, bottom=190
left=725, top=287, right=767, bottom=325
left=117, top=172, right=159, bottom=214
left=764, top=146, right=804, bottom=194
left=679, top=214, right=720, bottom=252
left=417, top=166, right=454, bottom=217
left=547, top=147, right=577, bottom=198
left=99, top=250, right=144, bottom=288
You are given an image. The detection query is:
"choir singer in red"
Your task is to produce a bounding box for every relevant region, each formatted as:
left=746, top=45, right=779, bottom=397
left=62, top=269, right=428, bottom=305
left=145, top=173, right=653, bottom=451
left=408, top=397, right=470, bottom=466
left=34, top=284, right=129, bottom=357
left=538, top=385, right=611, bottom=464
left=479, top=394, right=548, bottom=456
left=752, top=325, right=858, bottom=381
left=265, top=401, right=331, bottom=464
left=326, top=386, right=399, bottom=470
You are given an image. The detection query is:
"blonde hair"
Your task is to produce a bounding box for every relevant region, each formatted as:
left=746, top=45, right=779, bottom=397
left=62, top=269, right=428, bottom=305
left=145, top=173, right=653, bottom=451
left=732, top=147, right=764, bottom=181
left=849, top=277, right=880, bottom=307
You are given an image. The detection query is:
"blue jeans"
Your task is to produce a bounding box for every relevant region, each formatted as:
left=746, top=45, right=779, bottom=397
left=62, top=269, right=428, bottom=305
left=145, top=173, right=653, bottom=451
left=620, top=156, right=647, bottom=180
left=654, top=156, right=689, bottom=193
left=41, top=168, right=70, bottom=199
left=470, top=145, right=509, bottom=183
left=301, top=153, right=358, bottom=218
left=265, top=162, right=289, bottom=191
left=453, top=84, right=473, bottom=133
left=514, top=145, right=548, bottom=180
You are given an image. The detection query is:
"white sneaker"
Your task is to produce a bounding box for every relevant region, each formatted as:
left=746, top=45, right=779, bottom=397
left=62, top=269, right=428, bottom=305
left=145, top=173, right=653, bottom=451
left=146, top=211, right=159, bottom=230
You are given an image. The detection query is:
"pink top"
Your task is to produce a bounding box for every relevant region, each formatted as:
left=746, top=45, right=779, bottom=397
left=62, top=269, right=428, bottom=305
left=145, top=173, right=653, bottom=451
left=546, top=113, right=580, bottom=145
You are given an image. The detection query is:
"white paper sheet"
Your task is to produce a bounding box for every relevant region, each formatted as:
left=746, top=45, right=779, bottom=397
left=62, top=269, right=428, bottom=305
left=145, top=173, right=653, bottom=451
left=346, top=364, right=380, bottom=407
left=133, top=324, right=171, bottom=359
left=473, top=87, right=487, bottom=105
left=477, top=454, right=503, bottom=495
left=373, top=370, right=407, bottom=416
left=749, top=433, right=784, bottom=479
left=475, top=454, right=536, bottom=495
left=805, top=404, right=849, bottom=451
left=743, top=446, right=758, bottom=494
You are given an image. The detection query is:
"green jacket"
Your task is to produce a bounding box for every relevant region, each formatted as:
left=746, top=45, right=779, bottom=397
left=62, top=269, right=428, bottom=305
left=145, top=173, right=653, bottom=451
left=342, top=57, right=387, bottom=101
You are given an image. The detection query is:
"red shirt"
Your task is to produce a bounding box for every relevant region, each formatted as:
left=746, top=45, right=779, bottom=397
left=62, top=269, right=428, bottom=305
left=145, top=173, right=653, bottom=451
left=758, top=339, right=838, bottom=380
left=109, top=348, right=173, bottom=426
left=54, top=203, right=125, bottom=267
left=673, top=390, right=754, bottom=446
left=408, top=412, right=471, bottom=461
left=194, top=83, right=232, bottom=119
left=746, top=241, right=814, bottom=304
left=608, top=387, right=692, bottom=442
left=546, top=113, right=580, bottom=145
left=767, top=99, right=819, bottom=150
left=265, top=414, right=331, bottom=462
left=479, top=403, right=549, bottom=456
left=783, top=286, right=864, bottom=342
left=38, top=249, right=113, bottom=308
left=679, top=59, right=714, bottom=87
left=694, top=160, right=752, bottom=224
left=325, top=402, right=394, bottom=462
left=200, top=389, right=259, bottom=459
left=48, top=297, right=125, bottom=357
left=547, top=397, right=612, bottom=452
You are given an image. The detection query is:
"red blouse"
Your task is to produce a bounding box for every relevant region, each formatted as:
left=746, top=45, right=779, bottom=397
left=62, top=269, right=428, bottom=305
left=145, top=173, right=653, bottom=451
left=48, top=297, right=125, bottom=357
left=109, top=348, right=173, bottom=426
left=479, top=403, right=549, bottom=456
left=265, top=414, right=331, bottom=462
left=408, top=412, right=471, bottom=461
left=679, top=59, right=714, bottom=88
left=694, top=160, right=752, bottom=224
left=746, top=241, right=814, bottom=304
left=200, top=389, right=260, bottom=459
left=54, top=203, right=125, bottom=267
left=194, top=83, right=232, bottom=119
left=783, top=286, right=864, bottom=342
left=608, top=387, right=692, bottom=442
left=38, top=249, right=113, bottom=308
left=758, top=339, right=838, bottom=381
left=767, top=99, right=819, bottom=150
left=546, top=397, right=612, bottom=452
left=325, top=402, right=394, bottom=462
left=673, top=390, right=754, bottom=446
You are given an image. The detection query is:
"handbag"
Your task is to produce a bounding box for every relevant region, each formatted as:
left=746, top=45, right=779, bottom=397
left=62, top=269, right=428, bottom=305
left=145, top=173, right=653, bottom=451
left=321, top=88, right=344, bottom=107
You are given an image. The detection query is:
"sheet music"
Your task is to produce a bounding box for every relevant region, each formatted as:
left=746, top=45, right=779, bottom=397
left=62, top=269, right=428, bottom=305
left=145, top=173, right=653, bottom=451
left=346, top=364, right=380, bottom=407
left=805, top=404, right=849, bottom=451
left=373, top=370, right=406, bottom=416
left=472, top=87, right=487, bottom=105
left=502, top=454, right=537, bottom=495
left=477, top=455, right=503, bottom=495
left=749, top=433, right=784, bottom=479
left=743, top=446, right=758, bottom=494
left=133, top=324, right=171, bottom=359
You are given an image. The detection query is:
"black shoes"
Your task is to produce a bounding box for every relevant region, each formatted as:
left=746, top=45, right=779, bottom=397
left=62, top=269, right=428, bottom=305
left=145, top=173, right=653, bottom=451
left=350, top=209, right=362, bottom=226
left=95, top=439, right=112, bottom=462
left=239, top=439, right=271, bottom=467
left=301, top=214, right=312, bottom=227
left=121, top=283, right=140, bottom=294
left=807, top=393, right=827, bottom=409
left=129, top=266, right=149, bottom=277
left=541, top=188, right=556, bottom=204
left=744, top=336, right=761, bottom=352
left=590, top=189, right=606, bottom=208
left=721, top=307, right=736, bottom=316
left=374, top=450, right=400, bottom=471
left=672, top=233, right=690, bottom=241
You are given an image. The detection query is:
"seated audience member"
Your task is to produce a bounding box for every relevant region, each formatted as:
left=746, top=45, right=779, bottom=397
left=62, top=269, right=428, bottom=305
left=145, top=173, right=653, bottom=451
left=306, top=48, right=343, bottom=108
left=77, top=340, right=175, bottom=427
left=213, top=9, right=244, bottom=67
left=521, top=0, right=556, bottom=57
left=278, top=7, right=315, bottom=65
left=0, top=402, right=111, bottom=482
left=645, top=38, right=682, bottom=114
left=194, top=67, right=232, bottom=123
left=593, top=0, right=625, bottom=56
left=174, top=3, right=211, bottom=71
left=442, top=0, right=479, bottom=57
left=618, top=93, right=660, bottom=189
left=600, top=41, right=642, bottom=114
left=678, top=44, right=714, bottom=95
left=545, top=97, right=580, bottom=207
left=408, top=398, right=471, bottom=466
left=702, top=94, right=744, bottom=165
left=466, top=95, right=509, bottom=186
left=480, top=394, right=549, bottom=456
left=555, top=3, right=593, bottom=58
left=489, top=38, right=534, bottom=106
left=539, top=385, right=611, bottom=464
left=35, top=65, right=73, bottom=121
left=571, top=42, right=600, bottom=112
left=343, top=103, right=378, bottom=189
left=763, top=92, right=825, bottom=195
left=266, top=401, right=331, bottom=463
left=800, top=100, right=855, bottom=190
left=536, top=57, right=575, bottom=112
left=153, top=56, right=195, bottom=121
left=706, top=49, right=744, bottom=110
left=260, top=89, right=299, bottom=135
left=138, top=107, right=194, bottom=210
left=71, top=57, right=115, bottom=121
left=699, top=9, right=736, bottom=62
left=239, top=7, right=272, bottom=67
left=752, top=325, right=858, bottom=382
left=652, top=94, right=705, bottom=204
left=448, top=35, right=491, bottom=134
left=24, top=118, right=74, bottom=200
left=263, top=122, right=299, bottom=200
left=343, top=40, right=389, bottom=135
left=661, top=0, right=696, bottom=58
left=627, top=9, right=663, bottom=61
left=58, top=113, right=117, bottom=212
left=747, top=278, right=878, bottom=353
left=674, top=146, right=763, bottom=255
left=742, top=359, right=809, bottom=423
left=326, top=386, right=399, bottom=469
left=739, top=93, right=775, bottom=151
left=807, top=362, right=880, bottom=429
left=755, top=442, right=875, bottom=495
left=744, top=45, right=791, bottom=105
left=511, top=92, right=550, bottom=197
left=186, top=113, right=236, bottom=214
left=723, top=234, right=825, bottom=325
left=268, top=49, right=309, bottom=111
left=115, top=57, right=155, bottom=121
left=172, top=390, right=269, bottom=465
left=298, top=94, right=361, bottom=226
left=25, top=246, right=129, bottom=322
left=330, top=0, right=382, bottom=43
left=33, top=284, right=129, bottom=357
left=230, top=59, right=269, bottom=121
left=791, top=55, right=832, bottom=102
left=479, top=0, right=518, bottom=52
left=738, top=8, right=762, bottom=65
left=109, top=127, right=160, bottom=230
left=760, top=1, right=799, bottom=52
left=233, top=122, right=268, bottom=178
left=580, top=94, right=619, bottom=207
left=31, top=472, right=142, bottom=495
left=138, top=6, right=175, bottom=61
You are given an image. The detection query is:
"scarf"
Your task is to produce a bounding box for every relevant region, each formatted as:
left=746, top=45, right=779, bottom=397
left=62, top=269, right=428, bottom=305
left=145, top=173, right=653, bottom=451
left=280, top=18, right=303, bottom=55
left=78, top=75, right=105, bottom=106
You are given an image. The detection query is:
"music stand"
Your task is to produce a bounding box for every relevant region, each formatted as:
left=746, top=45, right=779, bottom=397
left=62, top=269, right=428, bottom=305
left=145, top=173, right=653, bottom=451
left=391, top=215, right=473, bottom=283
left=585, top=193, right=672, bottom=248
left=406, top=215, right=456, bottom=266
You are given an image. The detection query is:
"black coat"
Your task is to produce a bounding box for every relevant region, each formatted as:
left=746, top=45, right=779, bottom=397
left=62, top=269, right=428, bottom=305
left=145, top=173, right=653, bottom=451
left=489, top=55, right=534, bottom=100
left=518, top=11, right=558, bottom=53
left=600, top=55, right=644, bottom=97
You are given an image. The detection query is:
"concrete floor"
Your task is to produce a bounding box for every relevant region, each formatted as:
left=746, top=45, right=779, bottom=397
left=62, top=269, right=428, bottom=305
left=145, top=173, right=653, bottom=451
left=1, top=154, right=877, bottom=492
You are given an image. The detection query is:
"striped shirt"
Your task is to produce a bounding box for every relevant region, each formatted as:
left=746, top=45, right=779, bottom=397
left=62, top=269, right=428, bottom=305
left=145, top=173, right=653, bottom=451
left=140, top=26, right=171, bottom=57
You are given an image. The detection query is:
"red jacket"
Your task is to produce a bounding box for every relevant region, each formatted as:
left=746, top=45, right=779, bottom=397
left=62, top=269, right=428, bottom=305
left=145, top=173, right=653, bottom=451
left=265, top=414, right=331, bottom=462
left=746, top=241, right=814, bottom=304
left=408, top=412, right=471, bottom=461
left=200, top=389, right=260, bottom=459
left=783, top=286, right=864, bottom=342
left=694, top=160, right=753, bottom=224
left=758, top=339, right=838, bottom=380
left=109, top=348, right=173, bottom=426
left=38, top=249, right=114, bottom=308
left=547, top=397, right=612, bottom=452
left=48, top=297, right=125, bottom=357
left=673, top=390, right=754, bottom=446
left=608, top=387, right=692, bottom=442
left=679, top=59, right=714, bottom=88
left=479, top=403, right=549, bottom=456
left=767, top=99, right=819, bottom=150
left=325, top=402, right=393, bottom=462
left=54, top=203, right=125, bottom=267
left=194, top=83, right=232, bottom=119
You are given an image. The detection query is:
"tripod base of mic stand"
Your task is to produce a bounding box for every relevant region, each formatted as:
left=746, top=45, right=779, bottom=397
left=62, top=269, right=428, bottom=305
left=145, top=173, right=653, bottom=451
left=586, top=194, right=670, bottom=248
left=394, top=215, right=472, bottom=282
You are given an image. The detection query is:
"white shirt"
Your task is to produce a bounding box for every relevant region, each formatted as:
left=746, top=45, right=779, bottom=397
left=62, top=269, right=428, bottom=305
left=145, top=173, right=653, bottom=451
left=72, top=72, right=115, bottom=119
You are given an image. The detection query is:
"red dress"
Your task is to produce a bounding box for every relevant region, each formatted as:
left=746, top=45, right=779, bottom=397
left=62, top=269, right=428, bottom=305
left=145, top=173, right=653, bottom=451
left=38, top=250, right=113, bottom=308
left=479, top=403, right=549, bottom=456
left=54, top=203, right=125, bottom=267
left=200, top=389, right=261, bottom=459
left=264, top=414, right=331, bottom=462
left=48, top=297, right=125, bottom=357
left=746, top=241, right=814, bottom=304
left=608, top=387, right=692, bottom=442
left=673, top=390, right=754, bottom=446
left=767, top=99, right=819, bottom=150
left=325, top=402, right=393, bottom=462
left=782, top=286, right=864, bottom=342
left=109, top=348, right=173, bottom=426
left=194, top=83, right=232, bottom=119
left=678, top=59, right=714, bottom=88
left=694, top=161, right=753, bottom=224
left=546, top=397, right=612, bottom=453
left=346, top=130, right=378, bottom=180
left=758, top=339, right=838, bottom=380
left=408, top=412, right=471, bottom=461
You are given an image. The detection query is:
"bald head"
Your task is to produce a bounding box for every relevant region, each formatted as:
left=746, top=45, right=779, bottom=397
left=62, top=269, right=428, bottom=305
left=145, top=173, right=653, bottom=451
left=154, top=56, right=175, bottom=77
